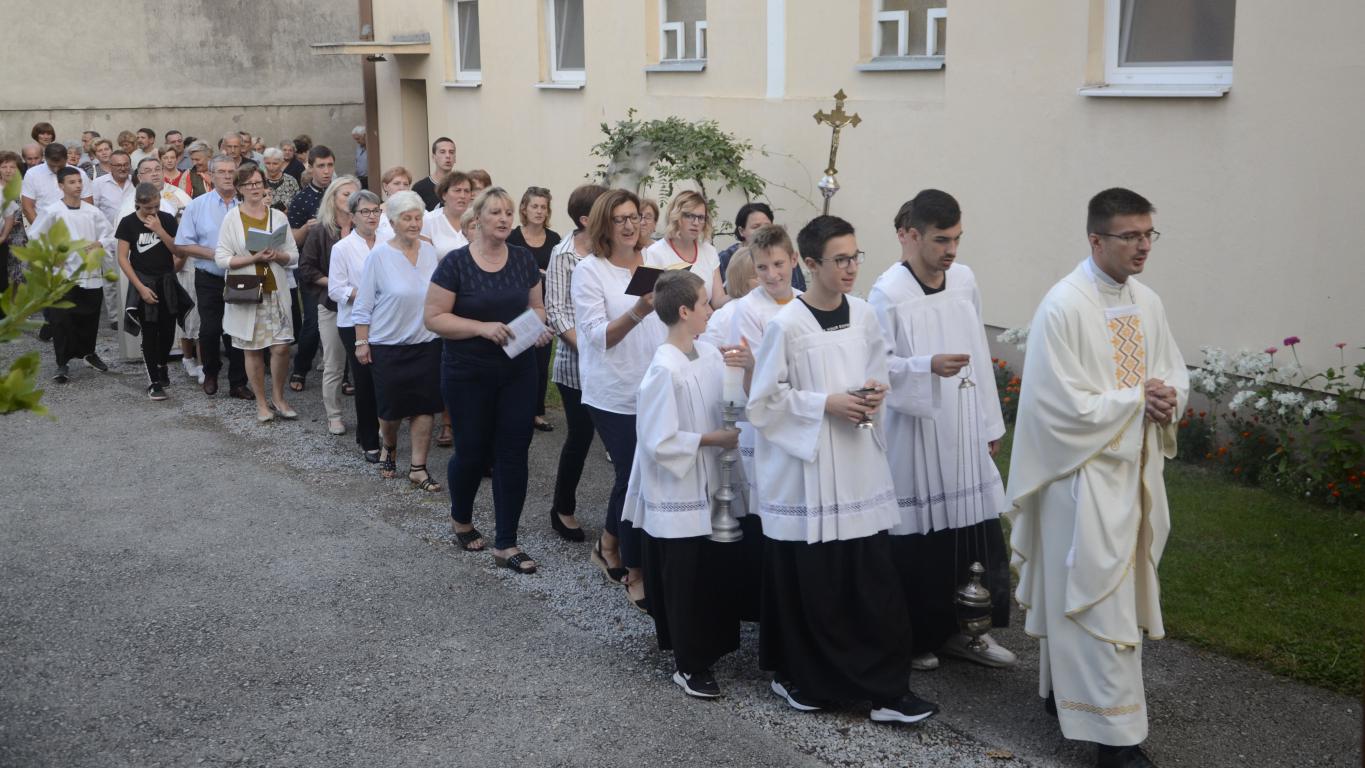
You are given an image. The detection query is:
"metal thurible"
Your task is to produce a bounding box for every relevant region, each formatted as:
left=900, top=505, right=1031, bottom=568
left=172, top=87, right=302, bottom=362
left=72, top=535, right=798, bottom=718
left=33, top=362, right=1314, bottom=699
left=708, top=401, right=744, bottom=543
left=954, top=561, right=993, bottom=653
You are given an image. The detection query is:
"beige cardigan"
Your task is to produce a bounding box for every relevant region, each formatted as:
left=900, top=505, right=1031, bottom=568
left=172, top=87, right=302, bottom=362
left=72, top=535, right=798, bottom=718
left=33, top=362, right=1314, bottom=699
left=214, top=206, right=299, bottom=342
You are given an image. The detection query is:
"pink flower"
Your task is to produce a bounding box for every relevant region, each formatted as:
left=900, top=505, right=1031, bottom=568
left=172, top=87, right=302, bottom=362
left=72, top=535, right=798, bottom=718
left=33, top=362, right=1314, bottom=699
left=1265, top=347, right=1278, bottom=355
left=1283, top=336, right=1301, bottom=346
left=1336, top=342, right=1348, bottom=350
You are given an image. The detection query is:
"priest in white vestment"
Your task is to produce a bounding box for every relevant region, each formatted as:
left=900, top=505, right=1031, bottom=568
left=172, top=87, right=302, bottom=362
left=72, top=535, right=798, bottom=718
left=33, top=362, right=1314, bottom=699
left=868, top=190, right=1015, bottom=671
left=747, top=215, right=937, bottom=724
left=1007, top=189, right=1187, bottom=768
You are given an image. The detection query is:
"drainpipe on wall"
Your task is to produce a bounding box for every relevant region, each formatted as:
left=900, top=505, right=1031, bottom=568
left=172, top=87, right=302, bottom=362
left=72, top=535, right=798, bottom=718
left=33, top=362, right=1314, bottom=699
left=359, top=0, right=380, bottom=191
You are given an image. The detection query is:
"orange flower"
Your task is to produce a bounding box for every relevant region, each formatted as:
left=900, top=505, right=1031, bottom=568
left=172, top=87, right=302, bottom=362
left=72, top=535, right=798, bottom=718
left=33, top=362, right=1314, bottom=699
left=1241, top=431, right=1250, bottom=438
left=1217, top=446, right=1228, bottom=456
left=1332, top=490, right=1342, bottom=498
left=1179, top=419, right=1190, bottom=428
left=1002, top=396, right=1011, bottom=403
left=998, top=360, right=1006, bottom=369
left=1199, top=411, right=1207, bottom=418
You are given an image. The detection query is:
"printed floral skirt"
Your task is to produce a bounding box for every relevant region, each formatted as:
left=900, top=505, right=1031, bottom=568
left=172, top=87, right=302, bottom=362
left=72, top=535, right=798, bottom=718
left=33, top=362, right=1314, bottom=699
left=231, top=291, right=294, bottom=350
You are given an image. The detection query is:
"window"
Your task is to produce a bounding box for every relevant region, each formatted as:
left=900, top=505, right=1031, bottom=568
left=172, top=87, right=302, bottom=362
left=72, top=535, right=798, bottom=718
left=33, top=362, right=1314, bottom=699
left=449, top=0, right=481, bottom=82
left=660, top=0, right=707, bottom=61
left=547, top=0, right=586, bottom=83
left=875, top=1, right=945, bottom=58
left=1104, top=0, right=1235, bottom=87
left=859, top=0, right=945, bottom=71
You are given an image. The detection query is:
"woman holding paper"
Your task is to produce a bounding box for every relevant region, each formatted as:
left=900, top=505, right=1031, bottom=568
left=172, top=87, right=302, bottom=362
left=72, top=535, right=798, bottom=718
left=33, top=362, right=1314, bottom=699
left=215, top=163, right=299, bottom=424
left=352, top=191, right=443, bottom=490
left=424, top=187, right=552, bottom=575
left=570, top=188, right=667, bottom=609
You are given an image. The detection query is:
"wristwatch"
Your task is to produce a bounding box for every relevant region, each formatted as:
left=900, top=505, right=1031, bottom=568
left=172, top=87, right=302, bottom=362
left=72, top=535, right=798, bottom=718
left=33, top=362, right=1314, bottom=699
left=354, top=339, right=369, bottom=347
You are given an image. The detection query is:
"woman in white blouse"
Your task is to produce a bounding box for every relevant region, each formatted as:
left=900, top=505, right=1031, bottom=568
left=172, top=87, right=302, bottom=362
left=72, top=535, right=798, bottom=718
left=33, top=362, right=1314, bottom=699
left=214, top=163, right=299, bottom=423
left=642, top=190, right=726, bottom=309
left=571, top=189, right=667, bottom=609
left=352, top=191, right=444, bottom=492
left=420, top=170, right=473, bottom=257
left=327, top=189, right=383, bottom=462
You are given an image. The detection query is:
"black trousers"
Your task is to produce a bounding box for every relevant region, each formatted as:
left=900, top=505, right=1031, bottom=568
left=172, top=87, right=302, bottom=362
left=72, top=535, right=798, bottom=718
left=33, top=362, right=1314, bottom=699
left=50, top=286, right=102, bottom=365
left=585, top=405, right=642, bottom=569
left=137, top=307, right=177, bottom=384
left=193, top=270, right=246, bottom=388
left=337, top=325, right=380, bottom=452
left=290, top=286, right=320, bottom=377
left=642, top=532, right=743, bottom=674
left=443, top=352, right=536, bottom=550
left=892, top=518, right=1011, bottom=655
left=533, top=342, right=552, bottom=417
left=549, top=383, right=596, bottom=517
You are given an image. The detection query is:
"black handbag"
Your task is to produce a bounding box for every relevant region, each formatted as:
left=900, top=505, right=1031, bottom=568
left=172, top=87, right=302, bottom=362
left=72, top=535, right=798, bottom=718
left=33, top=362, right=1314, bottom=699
left=223, top=274, right=264, bottom=304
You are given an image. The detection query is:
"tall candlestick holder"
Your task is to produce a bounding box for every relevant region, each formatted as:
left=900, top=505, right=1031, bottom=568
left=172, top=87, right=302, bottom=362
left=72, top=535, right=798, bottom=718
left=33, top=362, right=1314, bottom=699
left=709, top=400, right=744, bottom=543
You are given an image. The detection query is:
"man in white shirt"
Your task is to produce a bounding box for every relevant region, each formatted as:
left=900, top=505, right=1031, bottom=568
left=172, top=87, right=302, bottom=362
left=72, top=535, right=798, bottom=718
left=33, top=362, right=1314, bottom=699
left=21, top=142, right=93, bottom=224
left=29, top=167, right=115, bottom=383
left=129, top=127, right=157, bottom=169
left=90, top=151, right=134, bottom=226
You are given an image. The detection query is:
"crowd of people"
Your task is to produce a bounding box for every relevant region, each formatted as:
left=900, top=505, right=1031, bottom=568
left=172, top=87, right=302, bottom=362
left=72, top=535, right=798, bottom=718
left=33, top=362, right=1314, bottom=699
left=3, top=118, right=1185, bottom=768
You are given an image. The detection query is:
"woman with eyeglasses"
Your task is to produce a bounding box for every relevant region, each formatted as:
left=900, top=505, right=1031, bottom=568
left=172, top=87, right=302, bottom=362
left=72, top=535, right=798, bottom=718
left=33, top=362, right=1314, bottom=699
left=298, top=175, right=361, bottom=435
left=571, top=189, right=668, bottom=609
left=637, top=198, right=661, bottom=247
left=328, top=189, right=385, bottom=463
left=506, top=186, right=562, bottom=433
left=214, top=163, right=299, bottom=424
left=643, top=190, right=727, bottom=309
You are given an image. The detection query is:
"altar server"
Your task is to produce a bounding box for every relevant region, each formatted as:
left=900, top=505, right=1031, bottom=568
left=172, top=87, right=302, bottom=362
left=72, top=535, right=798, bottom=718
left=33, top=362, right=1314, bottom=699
left=868, top=190, right=1016, bottom=671
left=746, top=215, right=937, bottom=724
left=623, top=269, right=749, bottom=699
left=1007, top=188, right=1186, bottom=768
left=728, top=225, right=801, bottom=515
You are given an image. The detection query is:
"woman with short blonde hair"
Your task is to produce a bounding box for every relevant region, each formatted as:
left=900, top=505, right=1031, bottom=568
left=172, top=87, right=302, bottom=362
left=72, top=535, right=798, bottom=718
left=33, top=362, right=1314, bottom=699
left=643, top=190, right=726, bottom=309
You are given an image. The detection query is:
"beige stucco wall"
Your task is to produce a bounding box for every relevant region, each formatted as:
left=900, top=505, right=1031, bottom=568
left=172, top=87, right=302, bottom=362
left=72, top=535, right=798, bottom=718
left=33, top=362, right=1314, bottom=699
left=370, top=0, right=1364, bottom=372
left=1, top=0, right=365, bottom=176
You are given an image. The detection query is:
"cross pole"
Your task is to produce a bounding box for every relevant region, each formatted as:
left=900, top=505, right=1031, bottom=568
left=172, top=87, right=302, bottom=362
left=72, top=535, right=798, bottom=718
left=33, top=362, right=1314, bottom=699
left=813, top=89, right=861, bottom=214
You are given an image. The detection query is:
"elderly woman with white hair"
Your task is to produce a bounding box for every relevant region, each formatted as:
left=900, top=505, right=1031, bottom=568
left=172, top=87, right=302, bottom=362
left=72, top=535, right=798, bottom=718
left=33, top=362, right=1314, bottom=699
left=298, top=175, right=361, bottom=435
left=352, top=190, right=443, bottom=491
left=183, top=141, right=214, bottom=198
left=262, top=147, right=300, bottom=212
left=329, top=188, right=384, bottom=462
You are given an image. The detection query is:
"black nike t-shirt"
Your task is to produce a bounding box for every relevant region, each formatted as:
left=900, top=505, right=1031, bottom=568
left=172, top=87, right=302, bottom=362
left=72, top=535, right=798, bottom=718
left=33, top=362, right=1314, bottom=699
left=115, top=210, right=179, bottom=276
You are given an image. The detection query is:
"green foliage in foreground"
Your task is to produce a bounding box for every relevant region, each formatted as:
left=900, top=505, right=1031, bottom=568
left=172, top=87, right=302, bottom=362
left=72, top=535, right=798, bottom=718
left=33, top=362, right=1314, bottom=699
left=995, top=429, right=1363, bottom=696
left=0, top=173, right=110, bottom=416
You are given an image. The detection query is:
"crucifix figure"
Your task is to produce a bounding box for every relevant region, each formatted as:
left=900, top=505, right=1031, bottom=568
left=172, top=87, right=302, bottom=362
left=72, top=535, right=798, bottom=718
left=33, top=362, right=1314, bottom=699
left=813, top=89, right=861, bottom=214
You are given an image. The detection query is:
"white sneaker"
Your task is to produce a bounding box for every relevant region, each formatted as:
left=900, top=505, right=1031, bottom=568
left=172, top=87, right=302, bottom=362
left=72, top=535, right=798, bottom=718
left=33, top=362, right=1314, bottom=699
left=182, top=358, right=203, bottom=379
left=940, top=633, right=1017, bottom=668
left=911, top=652, right=940, bottom=671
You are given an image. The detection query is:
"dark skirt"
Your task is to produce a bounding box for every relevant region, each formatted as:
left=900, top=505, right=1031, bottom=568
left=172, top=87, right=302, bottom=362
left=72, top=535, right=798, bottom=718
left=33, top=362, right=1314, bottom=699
left=641, top=532, right=744, bottom=675
left=370, top=340, right=442, bottom=420
left=758, top=532, right=912, bottom=704
left=891, top=518, right=1011, bottom=655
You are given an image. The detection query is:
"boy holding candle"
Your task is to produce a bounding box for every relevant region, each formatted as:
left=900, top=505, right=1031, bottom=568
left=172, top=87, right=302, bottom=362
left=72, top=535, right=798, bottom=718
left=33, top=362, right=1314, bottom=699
left=621, top=269, right=752, bottom=699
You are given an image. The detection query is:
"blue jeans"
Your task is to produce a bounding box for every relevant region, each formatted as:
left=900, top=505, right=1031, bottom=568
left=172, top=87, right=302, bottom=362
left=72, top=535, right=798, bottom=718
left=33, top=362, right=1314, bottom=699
left=585, top=405, right=642, bottom=569
left=443, top=352, right=536, bottom=550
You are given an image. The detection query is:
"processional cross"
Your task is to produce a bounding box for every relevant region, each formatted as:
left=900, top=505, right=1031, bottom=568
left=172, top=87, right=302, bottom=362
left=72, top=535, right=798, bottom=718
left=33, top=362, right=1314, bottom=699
left=813, top=89, right=861, bottom=214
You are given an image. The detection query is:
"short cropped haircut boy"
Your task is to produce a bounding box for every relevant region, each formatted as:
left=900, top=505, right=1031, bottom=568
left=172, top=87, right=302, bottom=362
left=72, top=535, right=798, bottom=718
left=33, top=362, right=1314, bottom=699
left=1086, top=187, right=1155, bottom=234
left=653, top=270, right=706, bottom=326
left=796, top=215, right=855, bottom=263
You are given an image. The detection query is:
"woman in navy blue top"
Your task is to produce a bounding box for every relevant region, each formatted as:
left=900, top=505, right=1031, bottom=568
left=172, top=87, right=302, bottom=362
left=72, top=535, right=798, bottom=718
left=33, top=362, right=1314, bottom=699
left=424, top=187, right=553, bottom=575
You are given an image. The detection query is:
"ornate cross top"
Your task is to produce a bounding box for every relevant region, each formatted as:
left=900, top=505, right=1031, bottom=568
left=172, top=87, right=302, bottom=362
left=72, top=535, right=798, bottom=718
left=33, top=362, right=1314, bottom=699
left=813, top=89, right=861, bottom=177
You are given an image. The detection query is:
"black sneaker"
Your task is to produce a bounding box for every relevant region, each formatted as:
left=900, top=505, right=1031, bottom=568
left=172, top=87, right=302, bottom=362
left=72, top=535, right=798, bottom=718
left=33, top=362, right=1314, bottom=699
left=870, top=691, right=940, bottom=724
left=82, top=353, right=109, bottom=373
left=770, top=677, right=824, bottom=712
left=147, top=383, right=168, bottom=401
left=52, top=364, right=70, bottom=384
left=672, top=670, right=721, bottom=699
left=157, top=365, right=171, bottom=388
left=38, top=324, right=52, bottom=341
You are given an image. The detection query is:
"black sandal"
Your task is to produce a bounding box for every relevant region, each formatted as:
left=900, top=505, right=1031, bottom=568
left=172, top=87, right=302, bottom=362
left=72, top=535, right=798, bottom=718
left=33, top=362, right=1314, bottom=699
left=453, top=525, right=485, bottom=551
left=379, top=444, right=398, bottom=479
left=591, top=537, right=628, bottom=584
left=408, top=464, right=442, bottom=493
left=364, top=448, right=381, bottom=464
left=288, top=373, right=306, bottom=392
left=496, top=551, right=537, bottom=575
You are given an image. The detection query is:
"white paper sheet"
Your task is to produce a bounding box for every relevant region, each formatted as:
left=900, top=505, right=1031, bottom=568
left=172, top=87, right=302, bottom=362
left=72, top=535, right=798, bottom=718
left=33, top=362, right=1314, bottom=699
left=502, top=307, right=548, bottom=359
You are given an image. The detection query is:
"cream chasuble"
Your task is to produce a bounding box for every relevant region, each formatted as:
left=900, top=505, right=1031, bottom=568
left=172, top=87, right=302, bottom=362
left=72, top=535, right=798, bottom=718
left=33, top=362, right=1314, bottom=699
left=745, top=296, right=899, bottom=543
left=869, top=261, right=1007, bottom=535
left=622, top=342, right=745, bottom=539
left=1006, top=258, right=1188, bottom=746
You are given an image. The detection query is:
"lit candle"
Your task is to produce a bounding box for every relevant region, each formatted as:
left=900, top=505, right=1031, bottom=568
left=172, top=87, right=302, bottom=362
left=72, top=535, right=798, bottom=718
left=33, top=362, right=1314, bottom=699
left=722, top=360, right=746, bottom=406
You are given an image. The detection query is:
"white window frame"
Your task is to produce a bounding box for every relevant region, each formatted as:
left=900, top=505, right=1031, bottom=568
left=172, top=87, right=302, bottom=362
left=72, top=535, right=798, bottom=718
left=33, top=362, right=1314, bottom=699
left=546, top=0, right=586, bottom=84
left=924, top=7, right=946, bottom=57
left=660, top=20, right=684, bottom=61
left=1102, top=0, right=1233, bottom=87
left=694, top=20, right=708, bottom=61
left=873, top=9, right=909, bottom=58
left=450, top=0, right=481, bottom=83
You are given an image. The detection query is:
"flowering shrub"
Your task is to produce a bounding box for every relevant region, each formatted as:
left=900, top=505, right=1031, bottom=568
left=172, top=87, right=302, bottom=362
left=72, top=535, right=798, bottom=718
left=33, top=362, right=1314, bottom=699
left=992, top=357, right=1020, bottom=424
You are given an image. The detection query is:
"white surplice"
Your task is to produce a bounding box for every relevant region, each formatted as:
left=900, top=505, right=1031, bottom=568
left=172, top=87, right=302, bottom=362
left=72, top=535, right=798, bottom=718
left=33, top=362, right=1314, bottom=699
left=745, top=296, right=899, bottom=543
left=1005, top=258, right=1189, bottom=746
left=726, top=286, right=802, bottom=514
left=868, top=261, right=1006, bottom=535
left=622, top=342, right=746, bottom=539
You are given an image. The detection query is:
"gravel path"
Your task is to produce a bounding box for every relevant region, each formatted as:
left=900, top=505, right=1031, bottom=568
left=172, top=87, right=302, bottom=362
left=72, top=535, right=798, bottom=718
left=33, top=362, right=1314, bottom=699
left=1, top=329, right=1359, bottom=767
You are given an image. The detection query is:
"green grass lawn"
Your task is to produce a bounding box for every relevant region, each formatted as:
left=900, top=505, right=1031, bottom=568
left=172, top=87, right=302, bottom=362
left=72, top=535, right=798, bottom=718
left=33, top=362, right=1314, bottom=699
left=995, top=429, right=1364, bottom=696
